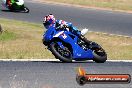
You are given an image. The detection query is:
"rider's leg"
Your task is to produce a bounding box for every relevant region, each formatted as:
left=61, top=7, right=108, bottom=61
left=69, top=26, right=81, bottom=36
left=80, top=35, right=91, bottom=44
left=71, top=27, right=90, bottom=44
left=81, top=28, right=88, bottom=36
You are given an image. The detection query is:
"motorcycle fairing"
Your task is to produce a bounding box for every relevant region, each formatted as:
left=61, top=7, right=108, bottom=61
left=43, top=26, right=56, bottom=42
left=52, top=30, right=94, bottom=60
left=44, top=26, right=94, bottom=60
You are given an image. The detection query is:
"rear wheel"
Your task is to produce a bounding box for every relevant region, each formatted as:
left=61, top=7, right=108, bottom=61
left=78, top=37, right=107, bottom=63
left=93, top=46, right=107, bottom=63
left=50, top=42, right=72, bottom=62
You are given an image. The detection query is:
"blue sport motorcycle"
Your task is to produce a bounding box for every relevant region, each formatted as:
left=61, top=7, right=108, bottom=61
left=43, top=25, right=107, bottom=63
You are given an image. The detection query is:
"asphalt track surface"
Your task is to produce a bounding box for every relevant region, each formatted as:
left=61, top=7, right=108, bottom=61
left=0, top=61, right=131, bottom=88
left=0, top=1, right=132, bottom=36
left=0, top=1, right=132, bottom=88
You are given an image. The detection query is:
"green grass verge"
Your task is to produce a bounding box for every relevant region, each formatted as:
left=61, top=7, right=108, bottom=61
left=40, top=0, right=132, bottom=12
left=0, top=18, right=53, bottom=59
left=0, top=30, right=17, bottom=41
left=0, top=18, right=132, bottom=60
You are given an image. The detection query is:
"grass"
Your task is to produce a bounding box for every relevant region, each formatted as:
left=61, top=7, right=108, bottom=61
left=0, top=18, right=132, bottom=60
left=86, top=32, right=132, bottom=60
left=0, top=30, right=17, bottom=41
left=0, top=18, right=53, bottom=59
left=37, top=0, right=132, bottom=12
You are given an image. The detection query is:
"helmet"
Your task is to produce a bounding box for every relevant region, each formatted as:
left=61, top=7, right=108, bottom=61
left=43, top=14, right=55, bottom=29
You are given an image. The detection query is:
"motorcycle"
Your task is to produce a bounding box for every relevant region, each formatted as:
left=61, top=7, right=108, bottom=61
left=1, top=0, right=29, bottom=13
left=42, top=25, right=107, bottom=63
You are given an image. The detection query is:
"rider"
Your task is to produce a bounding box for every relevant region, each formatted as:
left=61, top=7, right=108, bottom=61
left=43, top=14, right=81, bottom=36
left=5, top=0, right=24, bottom=9
left=42, top=14, right=91, bottom=45
left=5, top=0, right=12, bottom=8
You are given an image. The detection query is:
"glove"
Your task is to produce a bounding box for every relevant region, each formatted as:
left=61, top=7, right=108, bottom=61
left=60, top=24, right=68, bottom=28
left=60, top=24, right=64, bottom=29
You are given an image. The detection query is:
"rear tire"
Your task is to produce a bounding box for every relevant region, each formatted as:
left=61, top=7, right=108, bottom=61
left=50, top=42, right=72, bottom=62
left=93, top=48, right=107, bottom=63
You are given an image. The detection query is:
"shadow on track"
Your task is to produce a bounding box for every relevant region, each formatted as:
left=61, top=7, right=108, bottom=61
left=1, top=9, right=29, bottom=13
left=32, top=61, right=95, bottom=63
left=1, top=10, right=11, bottom=12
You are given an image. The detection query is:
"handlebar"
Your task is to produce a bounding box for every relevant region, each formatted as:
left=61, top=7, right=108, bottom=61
left=56, top=24, right=69, bottom=30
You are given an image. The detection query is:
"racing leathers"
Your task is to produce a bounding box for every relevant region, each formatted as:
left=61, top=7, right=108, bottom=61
left=55, top=20, right=90, bottom=44
left=55, top=20, right=81, bottom=36
left=5, top=0, right=24, bottom=9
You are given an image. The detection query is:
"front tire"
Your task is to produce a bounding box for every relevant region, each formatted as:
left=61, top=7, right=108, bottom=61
left=50, top=42, right=72, bottom=62
left=23, top=7, right=29, bottom=13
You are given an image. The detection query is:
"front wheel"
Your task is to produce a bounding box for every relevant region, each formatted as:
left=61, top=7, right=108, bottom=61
left=50, top=42, right=72, bottom=62
left=23, top=7, right=29, bottom=13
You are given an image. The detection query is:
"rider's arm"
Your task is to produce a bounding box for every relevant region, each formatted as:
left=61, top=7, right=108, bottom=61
left=56, top=20, right=81, bottom=36
left=56, top=20, right=70, bottom=28
left=55, top=20, right=61, bottom=28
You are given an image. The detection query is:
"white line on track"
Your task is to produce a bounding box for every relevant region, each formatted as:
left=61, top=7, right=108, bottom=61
left=0, top=59, right=132, bottom=62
